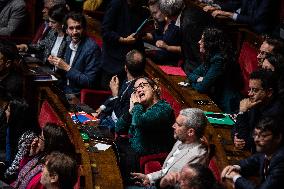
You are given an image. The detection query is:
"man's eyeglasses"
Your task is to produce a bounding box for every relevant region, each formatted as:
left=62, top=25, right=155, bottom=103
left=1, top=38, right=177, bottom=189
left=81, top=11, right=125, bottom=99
left=252, top=132, right=272, bottom=140
left=133, top=82, right=150, bottom=92
left=248, top=87, right=263, bottom=94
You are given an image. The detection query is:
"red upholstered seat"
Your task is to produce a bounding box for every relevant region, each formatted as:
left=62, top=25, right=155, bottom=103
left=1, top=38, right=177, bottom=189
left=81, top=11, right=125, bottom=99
left=88, top=34, right=103, bottom=48
left=144, top=161, right=163, bottom=174
left=160, top=86, right=182, bottom=117
left=238, top=42, right=258, bottom=96
left=208, top=157, right=221, bottom=183
left=80, top=89, right=111, bottom=110
left=38, top=100, right=62, bottom=128
left=139, top=152, right=168, bottom=174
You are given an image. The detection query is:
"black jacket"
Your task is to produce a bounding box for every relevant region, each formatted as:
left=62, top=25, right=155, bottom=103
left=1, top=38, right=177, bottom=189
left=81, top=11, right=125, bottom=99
left=233, top=98, right=284, bottom=151
left=236, top=146, right=284, bottom=189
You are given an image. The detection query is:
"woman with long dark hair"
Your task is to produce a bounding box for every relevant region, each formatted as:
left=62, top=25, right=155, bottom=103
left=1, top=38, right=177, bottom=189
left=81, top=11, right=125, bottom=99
left=187, top=28, right=241, bottom=113
left=4, top=99, right=39, bottom=167
left=9, top=123, right=75, bottom=189
left=17, top=4, right=69, bottom=65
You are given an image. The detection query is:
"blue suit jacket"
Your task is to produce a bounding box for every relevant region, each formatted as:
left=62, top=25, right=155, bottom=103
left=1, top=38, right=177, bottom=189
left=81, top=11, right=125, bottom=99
left=62, top=36, right=101, bottom=94
left=235, top=146, right=284, bottom=189
left=220, top=0, right=280, bottom=33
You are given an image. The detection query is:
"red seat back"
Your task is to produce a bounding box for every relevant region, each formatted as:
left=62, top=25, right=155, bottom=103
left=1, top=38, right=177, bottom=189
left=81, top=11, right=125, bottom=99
left=139, top=152, right=168, bottom=174
left=38, top=100, right=62, bottom=128
left=208, top=157, right=221, bottom=183
left=88, top=34, right=103, bottom=48
left=238, top=42, right=258, bottom=96
left=160, top=86, right=182, bottom=117
left=80, top=89, right=111, bottom=110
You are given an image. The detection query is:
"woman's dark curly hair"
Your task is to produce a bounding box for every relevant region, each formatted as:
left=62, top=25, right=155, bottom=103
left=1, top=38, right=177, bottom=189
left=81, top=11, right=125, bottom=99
left=202, top=28, right=242, bottom=90
left=202, top=27, right=233, bottom=66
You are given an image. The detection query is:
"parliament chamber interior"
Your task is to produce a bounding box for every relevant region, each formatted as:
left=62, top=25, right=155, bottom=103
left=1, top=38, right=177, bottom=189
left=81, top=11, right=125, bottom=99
left=1, top=0, right=284, bottom=189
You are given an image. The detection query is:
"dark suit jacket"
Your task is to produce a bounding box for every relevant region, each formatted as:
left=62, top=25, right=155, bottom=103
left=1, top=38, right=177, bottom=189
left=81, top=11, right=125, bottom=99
left=233, top=98, right=284, bottom=151
left=235, top=146, right=284, bottom=189
left=0, top=0, right=25, bottom=36
left=101, top=79, right=135, bottom=119
left=101, top=0, right=148, bottom=74
left=61, top=36, right=101, bottom=94
left=220, top=0, right=280, bottom=33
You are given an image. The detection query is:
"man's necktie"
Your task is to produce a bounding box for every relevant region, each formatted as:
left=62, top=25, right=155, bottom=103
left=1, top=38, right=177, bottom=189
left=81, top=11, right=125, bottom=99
left=263, top=156, right=270, bottom=180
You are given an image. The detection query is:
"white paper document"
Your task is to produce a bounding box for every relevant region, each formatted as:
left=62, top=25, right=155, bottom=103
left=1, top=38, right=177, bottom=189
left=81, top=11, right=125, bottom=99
left=95, top=143, right=112, bottom=151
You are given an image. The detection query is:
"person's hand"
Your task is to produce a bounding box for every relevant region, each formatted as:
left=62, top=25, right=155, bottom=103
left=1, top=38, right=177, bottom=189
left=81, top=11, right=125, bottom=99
left=131, top=172, right=150, bottom=186
left=48, top=55, right=71, bottom=71
left=142, top=33, right=153, bottom=41
left=203, top=5, right=219, bottom=12
left=221, top=165, right=241, bottom=181
left=211, top=10, right=233, bottom=18
left=197, top=77, right=204, bottom=82
left=129, top=92, right=140, bottom=112
left=160, top=172, right=180, bottom=188
left=29, top=138, right=40, bottom=156
left=239, top=98, right=261, bottom=112
left=120, top=33, right=136, bottom=45
left=234, top=134, right=246, bottom=149
left=16, top=44, right=28, bottom=52
left=92, top=108, right=102, bottom=118
left=156, top=40, right=168, bottom=50
left=109, top=75, right=119, bottom=97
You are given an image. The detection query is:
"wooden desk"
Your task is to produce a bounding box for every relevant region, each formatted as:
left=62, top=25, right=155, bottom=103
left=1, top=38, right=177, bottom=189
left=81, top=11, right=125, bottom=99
left=145, top=59, right=250, bottom=188
left=35, top=86, right=123, bottom=189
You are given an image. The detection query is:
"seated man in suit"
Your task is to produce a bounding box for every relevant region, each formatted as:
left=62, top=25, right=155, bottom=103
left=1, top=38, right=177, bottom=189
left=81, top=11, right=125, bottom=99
left=130, top=108, right=208, bottom=188
left=222, top=116, right=284, bottom=189
left=0, top=0, right=26, bottom=36
left=48, top=12, right=101, bottom=94
left=94, top=49, right=145, bottom=130
left=232, top=69, right=284, bottom=151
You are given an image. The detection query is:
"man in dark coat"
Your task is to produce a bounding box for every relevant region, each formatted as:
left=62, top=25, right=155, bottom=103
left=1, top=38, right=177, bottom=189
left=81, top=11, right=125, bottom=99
left=100, top=0, right=148, bottom=89
left=222, top=116, right=284, bottom=189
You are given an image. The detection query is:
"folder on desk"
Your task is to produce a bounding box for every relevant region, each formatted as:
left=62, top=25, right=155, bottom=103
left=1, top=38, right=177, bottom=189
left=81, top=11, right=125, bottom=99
left=204, top=112, right=235, bottom=126
left=159, top=65, right=186, bottom=76
left=69, top=111, right=99, bottom=124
